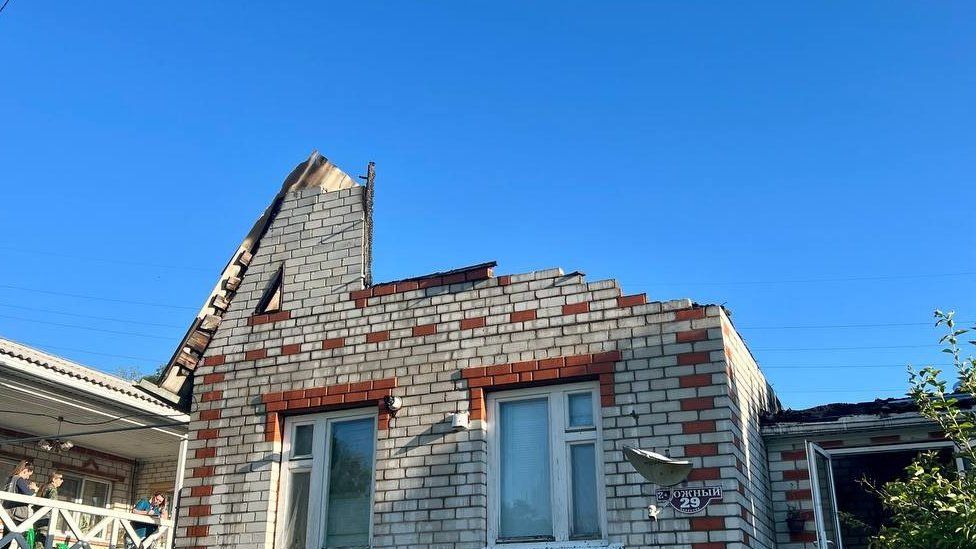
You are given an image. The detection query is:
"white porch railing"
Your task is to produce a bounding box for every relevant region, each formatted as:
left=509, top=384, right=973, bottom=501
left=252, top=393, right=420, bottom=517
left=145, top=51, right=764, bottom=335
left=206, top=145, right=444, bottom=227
left=0, top=490, right=173, bottom=549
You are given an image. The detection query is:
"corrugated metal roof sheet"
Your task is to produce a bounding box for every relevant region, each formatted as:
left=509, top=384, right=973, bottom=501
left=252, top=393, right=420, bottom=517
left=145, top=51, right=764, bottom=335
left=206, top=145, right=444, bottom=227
left=0, top=337, right=175, bottom=409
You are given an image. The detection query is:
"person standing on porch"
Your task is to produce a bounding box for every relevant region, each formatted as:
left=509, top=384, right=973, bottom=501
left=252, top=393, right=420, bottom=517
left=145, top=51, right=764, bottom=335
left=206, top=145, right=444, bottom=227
left=33, top=472, right=63, bottom=549
left=128, top=492, right=168, bottom=548
left=2, top=460, right=37, bottom=549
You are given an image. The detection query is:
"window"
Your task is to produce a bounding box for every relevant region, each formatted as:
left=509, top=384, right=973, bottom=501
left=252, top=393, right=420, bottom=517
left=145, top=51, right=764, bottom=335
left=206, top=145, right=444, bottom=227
left=488, top=382, right=606, bottom=546
left=277, top=409, right=377, bottom=549
left=59, top=474, right=112, bottom=539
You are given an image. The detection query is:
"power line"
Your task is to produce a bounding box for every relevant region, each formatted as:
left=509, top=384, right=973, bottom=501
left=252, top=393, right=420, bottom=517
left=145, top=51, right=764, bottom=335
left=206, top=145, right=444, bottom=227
left=739, top=321, right=974, bottom=330
left=754, top=344, right=940, bottom=351
left=0, top=313, right=175, bottom=340
left=0, top=0, right=11, bottom=16
left=0, top=245, right=213, bottom=273
left=762, top=363, right=952, bottom=370
left=0, top=302, right=184, bottom=329
left=0, top=283, right=197, bottom=310
left=773, top=388, right=906, bottom=393
left=9, top=340, right=165, bottom=365
left=651, top=271, right=976, bottom=286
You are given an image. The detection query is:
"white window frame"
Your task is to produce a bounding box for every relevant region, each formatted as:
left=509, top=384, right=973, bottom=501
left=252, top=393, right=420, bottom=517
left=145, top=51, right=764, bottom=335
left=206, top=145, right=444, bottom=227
left=59, top=472, right=114, bottom=541
left=276, top=408, right=378, bottom=549
left=487, top=381, right=608, bottom=548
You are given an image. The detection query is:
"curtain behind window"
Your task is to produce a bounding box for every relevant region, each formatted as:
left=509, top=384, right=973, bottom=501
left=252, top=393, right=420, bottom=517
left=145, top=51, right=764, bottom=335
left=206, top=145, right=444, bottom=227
left=499, top=398, right=552, bottom=539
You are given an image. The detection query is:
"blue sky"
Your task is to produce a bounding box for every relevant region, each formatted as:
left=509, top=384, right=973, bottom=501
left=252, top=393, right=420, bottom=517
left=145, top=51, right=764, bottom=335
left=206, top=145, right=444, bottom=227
left=0, top=2, right=973, bottom=409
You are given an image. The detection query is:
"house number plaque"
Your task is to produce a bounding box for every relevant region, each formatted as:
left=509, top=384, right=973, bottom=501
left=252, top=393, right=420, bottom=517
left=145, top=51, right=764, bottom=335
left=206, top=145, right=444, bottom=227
left=655, top=486, right=723, bottom=514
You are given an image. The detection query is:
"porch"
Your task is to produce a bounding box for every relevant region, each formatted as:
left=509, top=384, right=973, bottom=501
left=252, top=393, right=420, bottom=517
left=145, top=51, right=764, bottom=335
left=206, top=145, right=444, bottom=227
left=0, top=490, right=174, bottom=549
left=0, top=338, right=190, bottom=548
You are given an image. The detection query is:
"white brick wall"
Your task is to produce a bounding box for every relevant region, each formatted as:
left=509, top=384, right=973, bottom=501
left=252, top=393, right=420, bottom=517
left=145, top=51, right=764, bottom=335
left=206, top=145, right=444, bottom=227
left=176, top=183, right=779, bottom=549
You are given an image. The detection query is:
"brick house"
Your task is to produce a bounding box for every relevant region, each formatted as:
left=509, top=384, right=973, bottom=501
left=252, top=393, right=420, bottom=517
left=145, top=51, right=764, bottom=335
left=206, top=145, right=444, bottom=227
left=148, top=152, right=958, bottom=549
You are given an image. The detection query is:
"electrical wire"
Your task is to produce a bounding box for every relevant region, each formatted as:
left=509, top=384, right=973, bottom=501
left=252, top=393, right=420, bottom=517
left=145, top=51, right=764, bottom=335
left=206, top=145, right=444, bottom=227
left=650, top=271, right=976, bottom=286
left=0, top=245, right=213, bottom=273
left=739, top=321, right=974, bottom=330
left=0, top=283, right=197, bottom=310
left=754, top=344, right=940, bottom=351
left=0, top=0, right=11, bottom=16
left=8, top=340, right=165, bottom=364
left=0, top=302, right=184, bottom=329
left=0, top=409, right=189, bottom=426
left=0, top=313, right=175, bottom=340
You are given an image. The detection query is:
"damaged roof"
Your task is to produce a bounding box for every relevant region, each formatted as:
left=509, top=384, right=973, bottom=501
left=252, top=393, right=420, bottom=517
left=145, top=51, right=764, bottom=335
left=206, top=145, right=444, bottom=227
left=764, top=394, right=974, bottom=424
left=146, top=151, right=362, bottom=407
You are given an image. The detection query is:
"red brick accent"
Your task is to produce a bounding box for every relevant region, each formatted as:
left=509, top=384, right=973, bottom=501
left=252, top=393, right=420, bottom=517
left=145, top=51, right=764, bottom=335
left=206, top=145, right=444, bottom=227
left=460, top=317, right=486, bottom=330
left=617, top=294, right=647, bottom=307
left=680, top=397, right=715, bottom=411
left=199, top=409, right=221, bottom=421
left=202, top=373, right=224, bottom=385
left=691, top=543, right=727, bottom=549
left=688, top=467, right=722, bottom=481
left=783, top=469, right=810, bottom=480
left=679, top=373, right=713, bottom=388
left=781, top=449, right=806, bottom=460
left=245, top=348, right=267, bottom=361
left=690, top=517, right=725, bottom=530
left=684, top=443, right=718, bottom=457
left=186, top=505, right=211, bottom=518
left=682, top=420, right=716, bottom=434
left=366, top=331, right=389, bottom=343
left=350, top=289, right=372, bottom=300
left=347, top=266, right=495, bottom=300
left=185, top=526, right=209, bottom=538
left=510, top=310, right=537, bottom=323
left=191, top=466, right=214, bottom=478
left=202, top=355, right=225, bottom=367
left=261, top=377, right=399, bottom=441
left=355, top=298, right=368, bottom=308
left=412, top=323, right=437, bottom=337
left=562, top=302, right=589, bottom=315
left=189, top=485, right=213, bottom=497
left=322, top=337, right=345, bottom=349
left=819, top=440, right=844, bottom=448
left=786, top=488, right=812, bottom=501
left=498, top=275, right=512, bottom=286
left=281, top=343, right=302, bottom=356
left=248, top=310, right=291, bottom=326
left=201, top=390, right=222, bottom=402
left=195, top=448, right=216, bottom=459
left=676, top=307, right=707, bottom=321
left=676, top=328, right=709, bottom=343
left=196, top=429, right=219, bottom=440
left=461, top=352, right=620, bottom=414
left=870, top=434, right=901, bottom=444
left=677, top=351, right=711, bottom=365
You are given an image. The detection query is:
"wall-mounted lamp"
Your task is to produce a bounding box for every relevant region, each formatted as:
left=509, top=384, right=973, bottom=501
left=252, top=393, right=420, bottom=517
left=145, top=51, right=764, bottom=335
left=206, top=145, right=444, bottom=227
left=384, top=395, right=403, bottom=417
left=449, top=412, right=469, bottom=432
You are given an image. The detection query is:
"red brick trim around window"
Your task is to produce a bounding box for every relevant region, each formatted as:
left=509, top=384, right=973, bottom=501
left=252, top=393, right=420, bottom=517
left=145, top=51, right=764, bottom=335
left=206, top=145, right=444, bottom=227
left=261, top=377, right=399, bottom=441
left=461, top=351, right=621, bottom=419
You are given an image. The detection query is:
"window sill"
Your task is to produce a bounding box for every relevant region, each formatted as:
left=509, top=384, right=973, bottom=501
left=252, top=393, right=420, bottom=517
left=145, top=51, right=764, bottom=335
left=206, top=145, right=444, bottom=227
left=488, top=541, right=622, bottom=549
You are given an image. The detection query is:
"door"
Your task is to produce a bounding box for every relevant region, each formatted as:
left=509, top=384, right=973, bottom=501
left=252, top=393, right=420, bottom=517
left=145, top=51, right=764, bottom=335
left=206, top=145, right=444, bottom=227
left=807, top=442, right=843, bottom=549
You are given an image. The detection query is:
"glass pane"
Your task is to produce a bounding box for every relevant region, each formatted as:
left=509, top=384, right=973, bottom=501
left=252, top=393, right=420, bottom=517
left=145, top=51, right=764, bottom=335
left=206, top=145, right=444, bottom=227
left=499, top=398, right=553, bottom=539
left=60, top=477, right=81, bottom=502
left=324, top=417, right=375, bottom=548
left=570, top=444, right=600, bottom=538
left=814, top=451, right=841, bottom=547
left=281, top=471, right=311, bottom=549
left=81, top=480, right=109, bottom=507
left=568, top=393, right=593, bottom=427
left=80, top=480, right=110, bottom=538
left=293, top=424, right=314, bottom=457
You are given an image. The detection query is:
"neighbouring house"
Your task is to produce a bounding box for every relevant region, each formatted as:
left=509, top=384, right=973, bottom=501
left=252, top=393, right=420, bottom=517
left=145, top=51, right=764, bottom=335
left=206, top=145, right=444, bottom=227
left=6, top=151, right=955, bottom=549
left=0, top=337, right=189, bottom=548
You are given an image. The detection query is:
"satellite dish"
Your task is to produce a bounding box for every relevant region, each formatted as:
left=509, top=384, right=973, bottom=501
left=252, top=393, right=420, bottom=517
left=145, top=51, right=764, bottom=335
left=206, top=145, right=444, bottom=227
left=623, top=447, right=693, bottom=486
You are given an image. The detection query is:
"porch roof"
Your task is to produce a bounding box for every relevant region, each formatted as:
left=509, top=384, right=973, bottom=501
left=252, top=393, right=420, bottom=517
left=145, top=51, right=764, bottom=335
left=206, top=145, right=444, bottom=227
left=0, top=337, right=188, bottom=461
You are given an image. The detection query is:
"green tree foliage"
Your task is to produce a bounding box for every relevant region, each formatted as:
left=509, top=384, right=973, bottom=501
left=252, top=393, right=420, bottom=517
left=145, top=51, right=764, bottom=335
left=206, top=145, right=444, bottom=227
left=871, top=310, right=976, bottom=548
